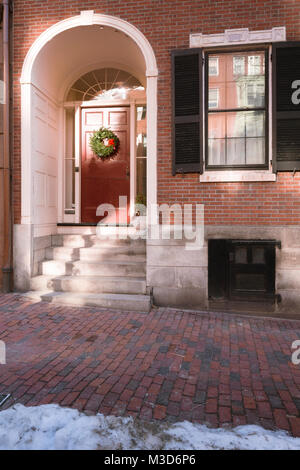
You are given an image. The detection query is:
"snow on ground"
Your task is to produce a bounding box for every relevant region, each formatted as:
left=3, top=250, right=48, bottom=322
left=0, top=403, right=299, bottom=450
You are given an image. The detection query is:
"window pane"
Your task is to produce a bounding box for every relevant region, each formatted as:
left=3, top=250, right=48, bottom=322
left=208, top=114, right=225, bottom=165
left=227, top=112, right=245, bottom=138
left=248, top=55, right=264, bottom=75
left=65, top=108, right=75, bottom=210
left=252, top=247, right=265, bottom=264
left=208, top=51, right=266, bottom=110
left=136, top=105, right=147, bottom=205
left=247, top=82, right=265, bottom=107
left=246, top=111, right=265, bottom=137
left=227, top=138, right=245, bottom=165
left=235, top=246, right=247, bottom=264
left=208, top=88, right=219, bottom=109
left=233, top=56, right=245, bottom=75
left=208, top=113, right=225, bottom=138
left=209, top=57, right=219, bottom=76
left=246, top=137, right=265, bottom=164
left=208, top=111, right=266, bottom=166
left=136, top=158, right=146, bottom=200
left=208, top=139, right=226, bottom=165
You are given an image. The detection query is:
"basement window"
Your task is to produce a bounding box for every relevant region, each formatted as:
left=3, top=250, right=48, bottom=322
left=208, top=239, right=276, bottom=302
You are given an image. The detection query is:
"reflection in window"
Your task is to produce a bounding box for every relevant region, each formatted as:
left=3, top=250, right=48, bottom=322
left=233, top=56, right=245, bottom=75
left=248, top=55, right=263, bottom=75
left=136, top=106, right=147, bottom=207
left=64, top=108, right=75, bottom=212
left=209, top=57, right=219, bottom=76
left=207, top=50, right=267, bottom=168
left=208, top=88, right=219, bottom=109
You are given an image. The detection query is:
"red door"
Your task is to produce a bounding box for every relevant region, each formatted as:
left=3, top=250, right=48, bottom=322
left=81, top=107, right=130, bottom=223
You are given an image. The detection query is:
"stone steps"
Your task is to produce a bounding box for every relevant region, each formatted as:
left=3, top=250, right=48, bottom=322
left=45, top=246, right=146, bottom=262
left=29, top=233, right=151, bottom=312
left=24, top=291, right=151, bottom=313
left=41, top=259, right=146, bottom=277
left=30, top=275, right=147, bottom=295
left=52, top=233, right=146, bottom=248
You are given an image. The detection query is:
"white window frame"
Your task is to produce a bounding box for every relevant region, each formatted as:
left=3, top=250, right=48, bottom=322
left=189, top=27, right=286, bottom=182
left=201, top=46, right=274, bottom=182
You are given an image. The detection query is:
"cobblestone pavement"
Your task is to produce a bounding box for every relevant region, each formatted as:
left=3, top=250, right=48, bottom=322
left=0, top=294, right=300, bottom=436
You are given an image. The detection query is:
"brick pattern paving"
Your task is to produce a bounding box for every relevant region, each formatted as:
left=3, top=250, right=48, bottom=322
left=0, top=294, right=300, bottom=436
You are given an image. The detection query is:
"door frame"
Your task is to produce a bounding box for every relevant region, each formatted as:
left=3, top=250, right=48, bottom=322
left=63, top=96, right=146, bottom=224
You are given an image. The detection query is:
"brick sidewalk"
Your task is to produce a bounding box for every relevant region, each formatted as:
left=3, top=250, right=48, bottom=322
left=0, top=293, right=300, bottom=436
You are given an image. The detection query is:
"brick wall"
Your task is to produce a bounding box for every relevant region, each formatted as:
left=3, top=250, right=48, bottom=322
left=12, top=0, right=300, bottom=226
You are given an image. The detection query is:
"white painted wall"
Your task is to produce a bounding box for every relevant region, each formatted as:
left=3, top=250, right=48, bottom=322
left=31, top=87, right=59, bottom=235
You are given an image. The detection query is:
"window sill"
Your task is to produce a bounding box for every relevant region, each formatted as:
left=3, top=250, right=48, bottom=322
left=199, top=170, right=276, bottom=183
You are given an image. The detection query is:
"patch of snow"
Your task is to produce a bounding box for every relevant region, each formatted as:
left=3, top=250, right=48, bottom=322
left=0, top=404, right=299, bottom=450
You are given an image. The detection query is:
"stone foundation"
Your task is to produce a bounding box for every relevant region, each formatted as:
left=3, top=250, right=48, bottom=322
left=147, top=225, right=300, bottom=317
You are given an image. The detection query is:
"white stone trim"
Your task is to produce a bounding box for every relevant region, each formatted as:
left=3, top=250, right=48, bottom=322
left=21, top=11, right=158, bottom=84
left=130, top=101, right=137, bottom=220
left=190, top=27, right=286, bottom=48
left=200, top=170, right=276, bottom=183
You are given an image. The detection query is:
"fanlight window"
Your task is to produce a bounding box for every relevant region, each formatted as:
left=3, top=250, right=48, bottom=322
left=66, top=68, right=143, bottom=101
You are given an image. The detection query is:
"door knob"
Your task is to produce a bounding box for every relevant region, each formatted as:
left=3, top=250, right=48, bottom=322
left=126, top=166, right=130, bottom=178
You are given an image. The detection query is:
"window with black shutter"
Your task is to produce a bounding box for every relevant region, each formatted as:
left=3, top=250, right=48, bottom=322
left=272, top=42, right=300, bottom=172
left=205, top=49, right=268, bottom=169
left=171, top=49, right=203, bottom=174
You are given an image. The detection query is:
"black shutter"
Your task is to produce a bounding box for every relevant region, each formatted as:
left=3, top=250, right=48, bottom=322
left=171, top=48, right=203, bottom=175
left=273, top=42, right=300, bottom=172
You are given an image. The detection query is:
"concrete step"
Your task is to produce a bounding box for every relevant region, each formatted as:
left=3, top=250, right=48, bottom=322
left=42, top=259, right=146, bottom=277
left=52, top=234, right=87, bottom=248
left=25, top=291, right=152, bottom=312
left=78, top=247, right=146, bottom=262
left=30, top=275, right=147, bottom=295
left=52, top=233, right=146, bottom=249
left=71, top=260, right=146, bottom=277
left=47, top=245, right=145, bottom=262
left=46, top=246, right=80, bottom=261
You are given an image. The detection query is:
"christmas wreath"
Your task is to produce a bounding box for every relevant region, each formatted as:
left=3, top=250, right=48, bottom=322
left=89, top=127, right=120, bottom=161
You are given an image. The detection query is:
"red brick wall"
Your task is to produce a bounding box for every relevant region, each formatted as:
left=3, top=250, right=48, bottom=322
left=12, top=0, right=300, bottom=226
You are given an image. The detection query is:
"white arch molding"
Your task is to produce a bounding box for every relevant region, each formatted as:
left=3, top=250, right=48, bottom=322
left=16, top=11, right=158, bottom=290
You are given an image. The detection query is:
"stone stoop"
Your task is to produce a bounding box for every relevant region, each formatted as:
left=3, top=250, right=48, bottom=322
left=26, top=234, right=152, bottom=313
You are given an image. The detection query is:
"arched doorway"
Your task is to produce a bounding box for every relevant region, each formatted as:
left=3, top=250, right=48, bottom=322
left=64, top=67, right=146, bottom=224
left=15, top=11, right=158, bottom=290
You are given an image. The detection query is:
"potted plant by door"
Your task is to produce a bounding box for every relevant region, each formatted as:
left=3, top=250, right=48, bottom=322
left=135, top=193, right=147, bottom=216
